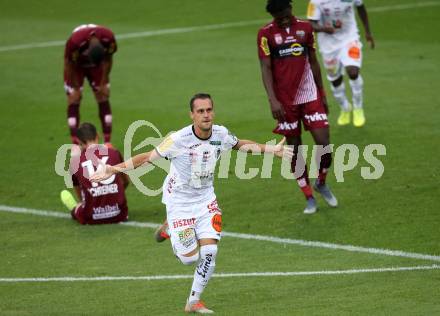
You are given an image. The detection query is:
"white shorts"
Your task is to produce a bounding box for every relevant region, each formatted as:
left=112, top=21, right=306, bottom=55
left=166, top=198, right=222, bottom=256
left=321, top=40, right=363, bottom=81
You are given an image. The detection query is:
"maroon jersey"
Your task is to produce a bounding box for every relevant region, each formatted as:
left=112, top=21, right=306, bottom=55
left=65, top=24, right=117, bottom=67
left=70, top=145, right=127, bottom=224
left=257, top=17, right=317, bottom=106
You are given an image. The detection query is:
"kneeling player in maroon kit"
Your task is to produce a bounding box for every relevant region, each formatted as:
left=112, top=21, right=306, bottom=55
left=61, top=123, right=129, bottom=224
left=64, top=24, right=117, bottom=146
left=258, top=0, right=337, bottom=214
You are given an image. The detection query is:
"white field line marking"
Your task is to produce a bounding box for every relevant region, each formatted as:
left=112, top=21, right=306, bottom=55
left=0, top=265, right=438, bottom=283
left=0, top=2, right=439, bottom=53
left=1, top=205, right=440, bottom=263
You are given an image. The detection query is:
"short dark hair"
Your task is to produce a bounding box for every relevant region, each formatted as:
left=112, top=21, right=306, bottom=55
left=266, top=0, right=292, bottom=14
left=189, top=93, right=213, bottom=112
left=76, top=122, right=97, bottom=144
left=88, top=42, right=105, bottom=64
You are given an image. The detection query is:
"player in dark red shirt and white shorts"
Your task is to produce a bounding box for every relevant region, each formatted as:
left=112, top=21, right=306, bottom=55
left=258, top=0, right=338, bottom=214
left=64, top=24, right=117, bottom=146
left=61, top=123, right=129, bottom=224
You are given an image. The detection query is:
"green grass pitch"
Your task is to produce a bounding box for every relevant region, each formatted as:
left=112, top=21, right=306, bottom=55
left=1, top=0, right=439, bottom=315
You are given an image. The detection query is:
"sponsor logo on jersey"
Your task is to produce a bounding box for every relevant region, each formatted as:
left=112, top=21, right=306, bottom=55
left=285, top=36, right=297, bottom=43
left=279, top=43, right=304, bottom=57
left=277, top=121, right=299, bottom=131
left=190, top=143, right=202, bottom=149
left=260, top=36, right=270, bottom=56
left=304, top=112, right=328, bottom=122
left=209, top=140, right=221, bottom=145
left=296, top=30, right=305, bottom=39
left=274, top=33, right=283, bottom=44
left=202, top=150, right=210, bottom=162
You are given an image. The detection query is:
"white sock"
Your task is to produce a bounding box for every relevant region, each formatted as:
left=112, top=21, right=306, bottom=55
left=330, top=81, right=351, bottom=111
left=188, top=244, right=218, bottom=302
left=349, top=75, right=364, bottom=109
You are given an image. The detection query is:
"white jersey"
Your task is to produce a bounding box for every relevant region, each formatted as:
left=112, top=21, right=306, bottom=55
left=307, top=0, right=362, bottom=54
left=156, top=124, right=238, bottom=206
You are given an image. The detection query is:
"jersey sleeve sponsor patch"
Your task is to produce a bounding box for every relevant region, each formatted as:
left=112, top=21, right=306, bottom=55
left=156, top=135, right=180, bottom=159
left=307, top=2, right=316, bottom=18
left=260, top=36, right=271, bottom=56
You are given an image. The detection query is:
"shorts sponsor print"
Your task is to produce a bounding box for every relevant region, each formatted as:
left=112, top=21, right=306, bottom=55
left=273, top=97, right=329, bottom=137
left=322, top=40, right=362, bottom=81
left=168, top=198, right=222, bottom=256
left=71, top=203, right=127, bottom=225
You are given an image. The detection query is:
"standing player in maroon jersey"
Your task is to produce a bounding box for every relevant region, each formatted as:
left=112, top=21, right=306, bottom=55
left=60, top=123, right=129, bottom=224
left=258, top=0, right=337, bottom=214
left=64, top=24, right=117, bottom=146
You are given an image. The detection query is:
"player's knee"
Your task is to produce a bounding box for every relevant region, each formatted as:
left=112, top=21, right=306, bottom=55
left=331, top=76, right=343, bottom=87
left=68, top=92, right=82, bottom=104
left=346, top=68, right=359, bottom=80
left=95, top=89, right=110, bottom=102
left=177, top=252, right=200, bottom=265
left=200, top=244, right=218, bottom=260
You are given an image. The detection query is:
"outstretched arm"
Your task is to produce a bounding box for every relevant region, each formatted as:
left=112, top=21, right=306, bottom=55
left=233, top=137, right=293, bottom=158
left=90, top=149, right=161, bottom=182
left=357, top=4, right=375, bottom=49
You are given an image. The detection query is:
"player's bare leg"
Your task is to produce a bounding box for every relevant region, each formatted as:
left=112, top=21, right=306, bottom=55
left=93, top=85, right=113, bottom=144
left=330, top=76, right=352, bottom=126
left=181, top=238, right=217, bottom=314
left=67, top=89, right=82, bottom=144
left=346, top=66, right=365, bottom=127
left=309, top=128, right=338, bottom=207
left=287, top=136, right=317, bottom=214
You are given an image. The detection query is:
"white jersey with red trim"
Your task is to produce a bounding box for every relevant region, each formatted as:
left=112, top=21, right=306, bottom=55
left=307, top=0, right=362, bottom=54
left=156, top=124, right=238, bottom=205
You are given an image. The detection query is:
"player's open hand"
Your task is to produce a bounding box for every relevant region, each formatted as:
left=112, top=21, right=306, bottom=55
left=366, top=33, right=375, bottom=49
left=322, top=26, right=335, bottom=34
left=273, top=137, right=294, bottom=159
left=270, top=98, right=286, bottom=121
left=90, top=160, right=115, bottom=183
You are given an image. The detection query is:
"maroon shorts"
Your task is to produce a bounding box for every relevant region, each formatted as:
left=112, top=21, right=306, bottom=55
left=273, top=97, right=329, bottom=137
left=64, top=65, right=109, bottom=95
left=71, top=204, right=127, bottom=225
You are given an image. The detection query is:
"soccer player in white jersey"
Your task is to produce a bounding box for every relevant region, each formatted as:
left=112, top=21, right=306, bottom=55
left=307, top=0, right=374, bottom=127
left=91, top=93, right=292, bottom=314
